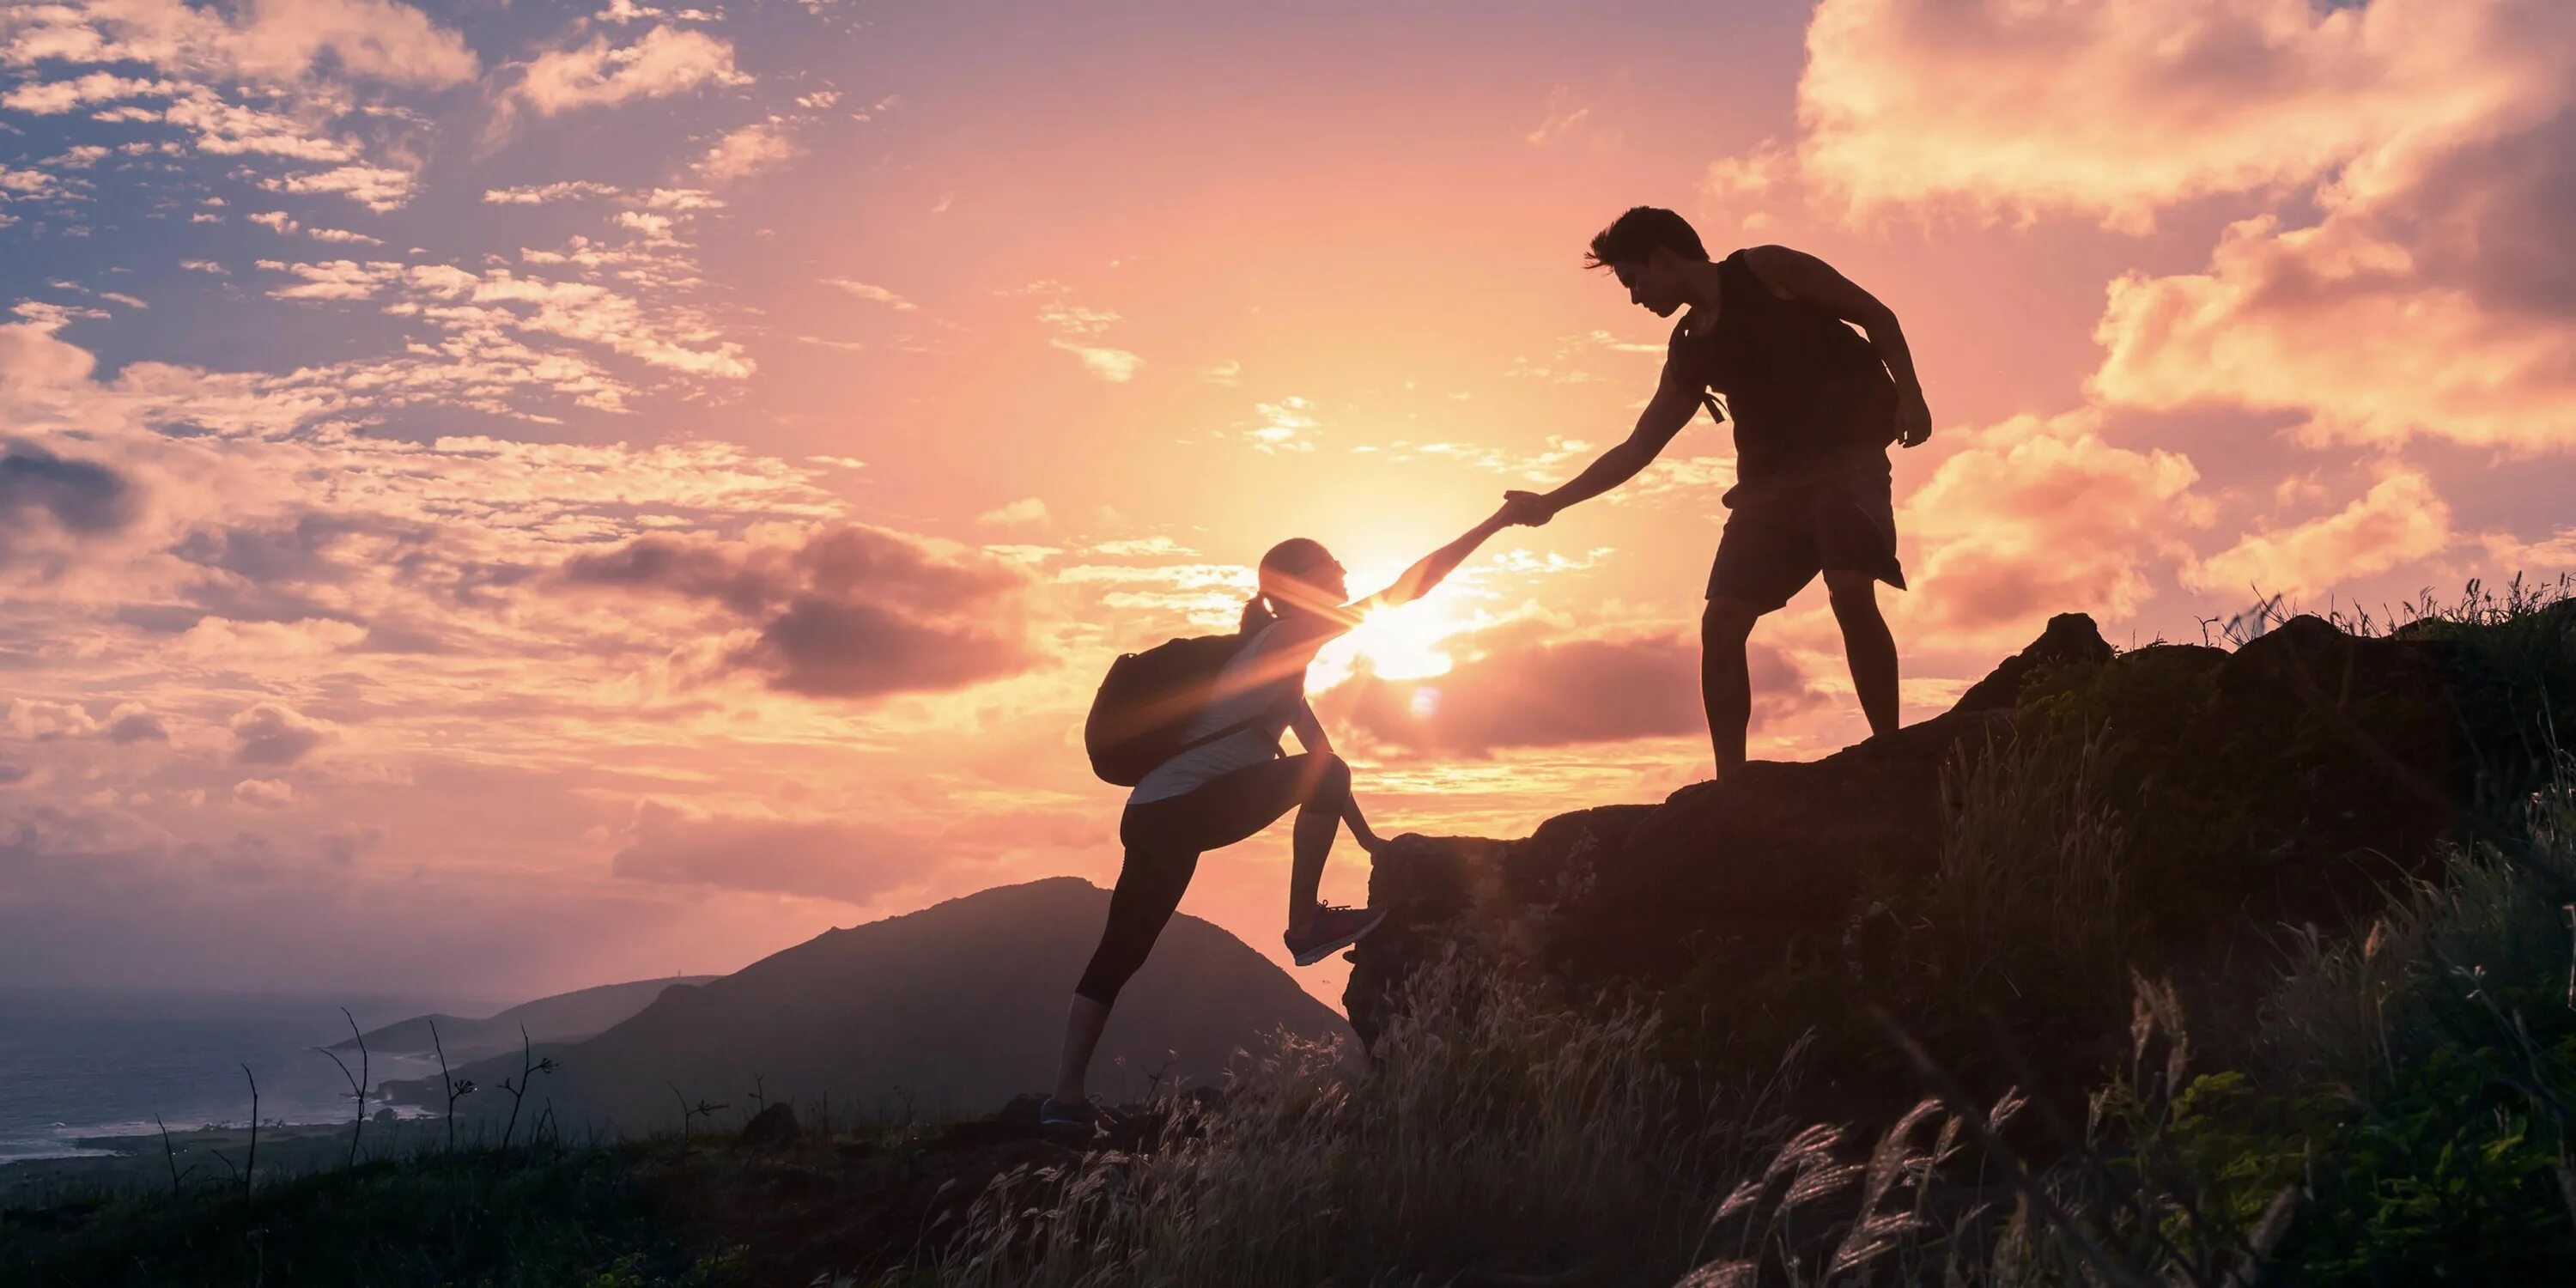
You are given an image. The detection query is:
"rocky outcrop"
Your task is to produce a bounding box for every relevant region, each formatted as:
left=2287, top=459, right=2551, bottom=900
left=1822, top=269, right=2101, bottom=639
left=1346, top=611, right=2531, bottom=1095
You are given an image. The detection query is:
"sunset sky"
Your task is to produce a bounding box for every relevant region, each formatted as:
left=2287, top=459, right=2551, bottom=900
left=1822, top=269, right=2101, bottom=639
left=5, top=0, right=2572, bottom=1010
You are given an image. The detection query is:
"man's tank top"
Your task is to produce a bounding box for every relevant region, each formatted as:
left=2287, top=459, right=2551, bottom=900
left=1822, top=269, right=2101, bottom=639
left=1669, top=249, right=1899, bottom=502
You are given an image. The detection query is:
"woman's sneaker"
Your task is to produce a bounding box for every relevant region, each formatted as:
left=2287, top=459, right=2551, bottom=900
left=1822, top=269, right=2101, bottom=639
left=1284, top=904, right=1389, bottom=967
left=1039, top=1096, right=1103, bottom=1130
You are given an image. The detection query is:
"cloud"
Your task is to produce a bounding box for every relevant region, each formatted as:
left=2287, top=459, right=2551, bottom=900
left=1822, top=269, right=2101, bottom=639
left=823, top=278, right=916, bottom=310
left=1895, top=412, right=2211, bottom=644
left=694, top=119, right=799, bottom=183
left=1020, top=283, right=1140, bottom=381
left=1317, top=618, right=1824, bottom=756
left=1242, top=397, right=1317, bottom=453
left=260, top=164, right=416, bottom=212
left=253, top=258, right=753, bottom=380
left=232, top=778, right=295, bottom=808
left=0, top=440, right=143, bottom=574
left=3, top=0, right=479, bottom=90
left=2088, top=119, right=2576, bottom=453
left=1, top=72, right=177, bottom=115
left=104, top=708, right=168, bottom=743
left=610, top=800, right=932, bottom=904
left=975, top=497, right=1048, bottom=528
left=1050, top=339, right=1141, bottom=383
left=483, top=180, right=624, bottom=204
left=2184, top=469, right=2455, bottom=600
left=1794, top=0, right=2553, bottom=233
left=228, top=704, right=330, bottom=765
left=1791, top=0, right=2576, bottom=456
left=559, top=523, right=1042, bottom=699
left=514, top=25, right=748, bottom=115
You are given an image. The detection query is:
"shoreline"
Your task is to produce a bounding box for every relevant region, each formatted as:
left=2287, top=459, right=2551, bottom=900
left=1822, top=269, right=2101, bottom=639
left=2, top=1115, right=458, bottom=1205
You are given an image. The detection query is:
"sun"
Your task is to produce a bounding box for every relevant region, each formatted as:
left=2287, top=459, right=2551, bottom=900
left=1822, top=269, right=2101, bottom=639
left=1305, top=557, right=1482, bottom=691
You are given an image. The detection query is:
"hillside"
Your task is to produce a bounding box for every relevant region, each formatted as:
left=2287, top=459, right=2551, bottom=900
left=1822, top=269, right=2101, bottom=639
left=336, top=976, right=719, bottom=1063
left=382, top=878, right=1347, bottom=1132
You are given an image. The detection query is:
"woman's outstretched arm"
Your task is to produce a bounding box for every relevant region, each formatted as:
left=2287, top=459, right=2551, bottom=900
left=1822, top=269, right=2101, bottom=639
left=1353, top=503, right=1513, bottom=614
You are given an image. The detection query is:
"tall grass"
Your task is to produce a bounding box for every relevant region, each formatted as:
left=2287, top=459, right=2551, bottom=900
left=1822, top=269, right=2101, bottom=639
left=915, top=950, right=1798, bottom=1287
left=1923, top=725, right=2136, bottom=1005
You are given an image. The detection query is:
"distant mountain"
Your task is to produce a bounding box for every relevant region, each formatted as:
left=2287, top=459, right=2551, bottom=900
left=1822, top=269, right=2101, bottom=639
left=340, top=976, right=718, bottom=1064
left=382, top=878, right=1349, bottom=1131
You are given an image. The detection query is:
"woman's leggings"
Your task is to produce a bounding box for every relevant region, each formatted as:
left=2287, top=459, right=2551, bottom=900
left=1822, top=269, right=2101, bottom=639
left=1073, top=752, right=1351, bottom=1005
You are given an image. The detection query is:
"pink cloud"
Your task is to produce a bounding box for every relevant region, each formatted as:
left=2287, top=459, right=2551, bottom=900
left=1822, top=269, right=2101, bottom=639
left=1795, top=0, right=2551, bottom=232
left=516, top=25, right=749, bottom=116
left=2184, top=469, right=2455, bottom=601
left=1315, top=617, right=1824, bottom=757
left=1895, top=412, right=2210, bottom=647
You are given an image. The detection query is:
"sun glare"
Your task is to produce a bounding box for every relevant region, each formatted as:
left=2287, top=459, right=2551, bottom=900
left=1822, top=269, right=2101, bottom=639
left=1307, top=557, right=1486, bottom=690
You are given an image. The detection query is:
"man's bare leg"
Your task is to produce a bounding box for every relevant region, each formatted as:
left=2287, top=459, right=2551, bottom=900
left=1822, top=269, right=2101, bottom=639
left=1825, top=571, right=1899, bottom=738
left=1700, top=597, right=1761, bottom=776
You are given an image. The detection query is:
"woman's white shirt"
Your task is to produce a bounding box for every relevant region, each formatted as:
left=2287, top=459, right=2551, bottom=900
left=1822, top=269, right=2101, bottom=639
left=1127, top=623, right=1309, bottom=805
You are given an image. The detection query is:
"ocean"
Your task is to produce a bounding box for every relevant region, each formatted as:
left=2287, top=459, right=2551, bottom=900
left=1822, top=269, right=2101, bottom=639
left=0, top=987, right=498, bottom=1163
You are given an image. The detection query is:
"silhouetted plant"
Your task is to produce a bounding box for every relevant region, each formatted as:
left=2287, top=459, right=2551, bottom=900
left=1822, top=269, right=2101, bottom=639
left=428, top=1015, right=474, bottom=1152
left=151, top=1113, right=195, bottom=1200
left=312, top=1005, right=370, bottom=1168
left=496, top=1022, right=559, bottom=1151
left=204, top=1065, right=258, bottom=1202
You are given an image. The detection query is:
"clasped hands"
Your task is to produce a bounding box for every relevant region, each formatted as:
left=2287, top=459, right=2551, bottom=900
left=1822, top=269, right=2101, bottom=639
left=1497, top=490, right=1558, bottom=529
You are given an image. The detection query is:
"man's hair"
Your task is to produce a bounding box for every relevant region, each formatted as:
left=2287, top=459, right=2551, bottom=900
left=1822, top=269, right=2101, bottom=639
left=1584, top=206, right=1708, bottom=270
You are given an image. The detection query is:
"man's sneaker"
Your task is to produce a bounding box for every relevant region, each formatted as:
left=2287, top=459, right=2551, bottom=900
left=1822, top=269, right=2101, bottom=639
left=1039, top=1097, right=1103, bottom=1130
left=1285, top=904, right=1389, bottom=967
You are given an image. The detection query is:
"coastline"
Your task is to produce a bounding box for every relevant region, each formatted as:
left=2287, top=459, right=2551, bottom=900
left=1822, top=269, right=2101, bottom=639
left=2, top=1115, right=454, bottom=1206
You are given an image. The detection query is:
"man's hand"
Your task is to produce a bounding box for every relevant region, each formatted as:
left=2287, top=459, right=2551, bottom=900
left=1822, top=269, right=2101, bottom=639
left=1500, top=490, right=1558, bottom=527
left=1893, top=389, right=1932, bottom=449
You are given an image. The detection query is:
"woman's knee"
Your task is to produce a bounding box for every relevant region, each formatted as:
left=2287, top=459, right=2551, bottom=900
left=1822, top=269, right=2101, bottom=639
left=1301, top=752, right=1351, bottom=804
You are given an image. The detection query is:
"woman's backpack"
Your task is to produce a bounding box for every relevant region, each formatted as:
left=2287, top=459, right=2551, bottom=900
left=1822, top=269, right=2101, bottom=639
left=1084, top=631, right=1278, bottom=786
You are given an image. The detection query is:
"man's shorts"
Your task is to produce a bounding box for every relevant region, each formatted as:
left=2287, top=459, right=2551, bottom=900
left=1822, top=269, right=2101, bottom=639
left=1707, top=459, right=1906, bottom=613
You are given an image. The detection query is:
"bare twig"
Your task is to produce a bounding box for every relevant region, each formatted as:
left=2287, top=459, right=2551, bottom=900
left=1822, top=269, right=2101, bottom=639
left=429, top=1017, right=472, bottom=1152
left=313, top=1005, right=370, bottom=1168
left=154, top=1114, right=181, bottom=1200
left=496, top=1022, right=557, bottom=1151
left=240, top=1064, right=259, bottom=1201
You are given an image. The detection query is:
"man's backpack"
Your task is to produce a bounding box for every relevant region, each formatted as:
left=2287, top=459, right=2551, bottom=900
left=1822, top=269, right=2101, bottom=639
left=1084, top=630, right=1279, bottom=787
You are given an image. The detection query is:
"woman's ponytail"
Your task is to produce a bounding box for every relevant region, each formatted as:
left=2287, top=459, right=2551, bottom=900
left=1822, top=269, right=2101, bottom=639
left=1238, top=592, right=1278, bottom=634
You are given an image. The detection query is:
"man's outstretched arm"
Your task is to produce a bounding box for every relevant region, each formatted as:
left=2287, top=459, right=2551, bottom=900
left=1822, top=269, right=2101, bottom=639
left=1740, top=244, right=1931, bottom=448
left=1503, top=367, right=1704, bottom=526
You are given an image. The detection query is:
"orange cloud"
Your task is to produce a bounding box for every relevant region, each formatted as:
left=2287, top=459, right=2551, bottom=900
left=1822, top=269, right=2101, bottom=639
left=2090, top=133, right=2576, bottom=453
left=1315, top=617, right=1822, bottom=756
left=2184, top=469, right=2454, bottom=601
left=1795, top=0, right=2549, bottom=232
left=1895, top=412, right=2210, bottom=647
left=516, top=25, right=749, bottom=116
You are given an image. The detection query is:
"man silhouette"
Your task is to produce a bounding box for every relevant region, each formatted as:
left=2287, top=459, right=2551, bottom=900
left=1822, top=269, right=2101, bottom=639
left=1500, top=207, right=1931, bottom=775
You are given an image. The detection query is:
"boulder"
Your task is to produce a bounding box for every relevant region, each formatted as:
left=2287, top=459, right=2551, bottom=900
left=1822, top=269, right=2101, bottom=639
left=740, top=1101, right=801, bottom=1149
left=1345, top=611, right=2496, bottom=1097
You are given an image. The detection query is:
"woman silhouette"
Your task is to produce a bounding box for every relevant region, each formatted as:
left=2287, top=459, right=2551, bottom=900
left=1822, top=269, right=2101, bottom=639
left=1045, top=504, right=1513, bottom=1127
